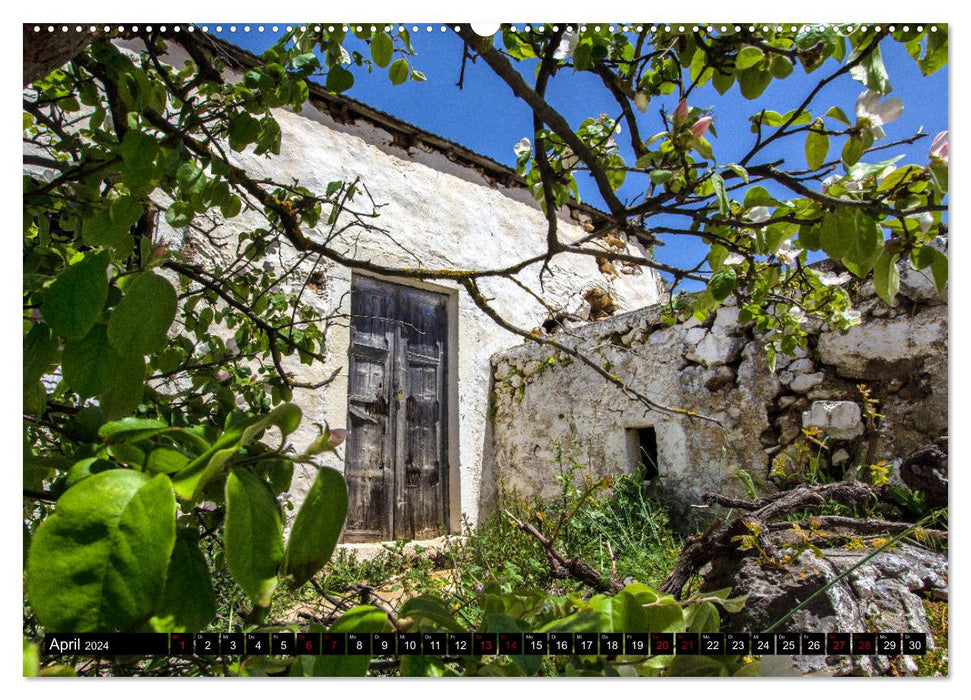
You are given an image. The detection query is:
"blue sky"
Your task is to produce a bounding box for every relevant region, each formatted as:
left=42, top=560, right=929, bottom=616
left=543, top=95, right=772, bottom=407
left=220, top=26, right=948, bottom=282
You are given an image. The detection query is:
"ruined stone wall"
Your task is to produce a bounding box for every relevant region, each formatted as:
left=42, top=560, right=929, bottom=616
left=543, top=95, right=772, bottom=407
left=488, top=262, right=947, bottom=524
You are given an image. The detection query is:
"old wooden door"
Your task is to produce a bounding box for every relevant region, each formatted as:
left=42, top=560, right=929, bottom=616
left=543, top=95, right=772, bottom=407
left=343, top=276, right=449, bottom=542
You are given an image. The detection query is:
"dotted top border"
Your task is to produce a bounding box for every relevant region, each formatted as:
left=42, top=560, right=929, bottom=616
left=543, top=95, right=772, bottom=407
left=29, top=23, right=943, bottom=36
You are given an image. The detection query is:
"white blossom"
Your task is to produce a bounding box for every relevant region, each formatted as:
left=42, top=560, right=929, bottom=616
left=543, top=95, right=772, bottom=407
left=747, top=206, right=771, bottom=223
left=789, top=306, right=807, bottom=323
left=776, top=240, right=799, bottom=265
left=841, top=308, right=862, bottom=325
left=724, top=252, right=746, bottom=266
left=855, top=89, right=903, bottom=140
left=817, top=270, right=852, bottom=287
left=513, top=137, right=531, bottom=158
left=553, top=31, right=578, bottom=60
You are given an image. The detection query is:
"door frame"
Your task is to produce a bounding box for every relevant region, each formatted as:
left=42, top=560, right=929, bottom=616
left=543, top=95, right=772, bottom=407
left=346, top=272, right=461, bottom=540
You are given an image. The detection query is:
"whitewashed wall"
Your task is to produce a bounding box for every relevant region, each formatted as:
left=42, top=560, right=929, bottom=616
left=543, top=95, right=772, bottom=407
left=146, top=67, right=664, bottom=529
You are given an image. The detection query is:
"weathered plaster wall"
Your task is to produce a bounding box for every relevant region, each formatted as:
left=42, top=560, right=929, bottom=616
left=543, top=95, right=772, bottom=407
left=146, top=78, right=664, bottom=529
left=489, top=263, right=947, bottom=524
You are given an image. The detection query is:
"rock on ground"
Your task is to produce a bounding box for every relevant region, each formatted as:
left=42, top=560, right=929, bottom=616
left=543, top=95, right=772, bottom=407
left=703, top=542, right=947, bottom=676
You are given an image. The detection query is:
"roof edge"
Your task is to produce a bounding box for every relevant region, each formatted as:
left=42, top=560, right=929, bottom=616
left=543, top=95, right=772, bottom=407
left=195, top=32, right=612, bottom=224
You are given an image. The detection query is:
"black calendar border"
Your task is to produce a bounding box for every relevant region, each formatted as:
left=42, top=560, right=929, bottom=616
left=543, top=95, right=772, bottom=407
left=40, top=631, right=926, bottom=658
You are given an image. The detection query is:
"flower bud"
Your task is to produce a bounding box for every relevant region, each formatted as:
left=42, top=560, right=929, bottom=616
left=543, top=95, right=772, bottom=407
left=673, top=98, right=689, bottom=120
left=930, top=131, right=948, bottom=163
left=328, top=428, right=348, bottom=447
left=634, top=92, right=649, bottom=113
left=690, top=116, right=713, bottom=139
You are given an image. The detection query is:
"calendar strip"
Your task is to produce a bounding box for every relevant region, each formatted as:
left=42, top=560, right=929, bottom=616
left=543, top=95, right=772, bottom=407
left=41, top=632, right=926, bottom=657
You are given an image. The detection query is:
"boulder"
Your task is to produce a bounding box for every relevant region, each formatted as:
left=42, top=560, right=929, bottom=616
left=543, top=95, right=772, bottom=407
left=704, top=543, right=947, bottom=676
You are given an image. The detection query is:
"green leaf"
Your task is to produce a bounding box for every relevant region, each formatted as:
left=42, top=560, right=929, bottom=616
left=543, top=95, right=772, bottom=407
left=176, top=162, right=206, bottom=196
left=98, top=353, right=146, bottom=420
left=165, top=200, right=194, bottom=228
left=120, top=130, right=159, bottom=171
left=928, top=158, right=948, bottom=194
left=712, top=70, right=734, bottom=95
left=572, top=41, right=593, bottom=70
left=874, top=250, right=900, bottom=305
left=224, top=469, right=283, bottom=607
left=401, top=654, right=446, bottom=677
left=107, top=271, right=177, bottom=356
left=398, top=595, right=464, bottom=632
left=820, top=208, right=854, bottom=260
left=770, top=55, right=793, bottom=79
left=710, top=173, right=730, bottom=215
left=171, top=403, right=302, bottom=501
left=738, top=64, right=771, bottom=99
left=684, top=601, right=720, bottom=633
left=23, top=640, right=40, bottom=677
left=111, top=195, right=143, bottom=230
left=370, top=32, right=393, bottom=68
left=82, top=209, right=133, bottom=256
left=805, top=120, right=829, bottom=170
left=735, top=46, right=764, bottom=70
left=824, top=105, right=852, bottom=126
left=915, top=246, right=948, bottom=294
left=588, top=589, right=649, bottom=632
left=326, top=65, right=354, bottom=93
left=849, top=44, right=891, bottom=94
left=650, top=169, right=673, bottom=185
left=281, top=467, right=347, bottom=588
left=228, top=113, right=261, bottom=152
left=146, top=448, right=191, bottom=475
left=389, top=59, right=409, bottom=86
left=842, top=213, right=882, bottom=278
left=623, top=583, right=685, bottom=633
left=27, top=471, right=176, bottom=631
left=220, top=195, right=242, bottom=219
left=708, top=268, right=737, bottom=301
left=842, top=135, right=865, bottom=167
left=723, top=163, right=748, bottom=183
left=149, top=531, right=216, bottom=632
left=918, top=26, right=948, bottom=76
left=667, top=655, right=732, bottom=676
left=743, top=186, right=779, bottom=209
left=847, top=155, right=902, bottom=182
left=62, top=324, right=118, bottom=397
left=42, top=252, right=109, bottom=341
left=24, top=323, right=59, bottom=387
left=708, top=244, right=729, bottom=271
left=99, top=417, right=168, bottom=441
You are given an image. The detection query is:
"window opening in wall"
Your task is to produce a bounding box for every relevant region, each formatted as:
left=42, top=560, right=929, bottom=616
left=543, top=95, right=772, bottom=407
left=628, top=427, right=659, bottom=481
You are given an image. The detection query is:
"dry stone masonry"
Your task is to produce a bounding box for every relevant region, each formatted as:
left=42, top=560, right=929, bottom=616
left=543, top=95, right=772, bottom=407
left=488, top=260, right=947, bottom=524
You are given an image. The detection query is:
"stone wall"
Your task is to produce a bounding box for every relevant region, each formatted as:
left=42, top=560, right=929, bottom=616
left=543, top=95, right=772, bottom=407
left=488, top=262, right=947, bottom=524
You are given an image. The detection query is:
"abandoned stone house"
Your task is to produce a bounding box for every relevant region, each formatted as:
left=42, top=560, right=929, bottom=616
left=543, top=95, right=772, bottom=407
left=96, top=38, right=950, bottom=544
left=136, top=37, right=665, bottom=543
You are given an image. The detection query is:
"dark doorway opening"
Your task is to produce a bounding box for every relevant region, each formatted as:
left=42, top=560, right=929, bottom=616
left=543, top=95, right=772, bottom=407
left=628, top=427, right=660, bottom=481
